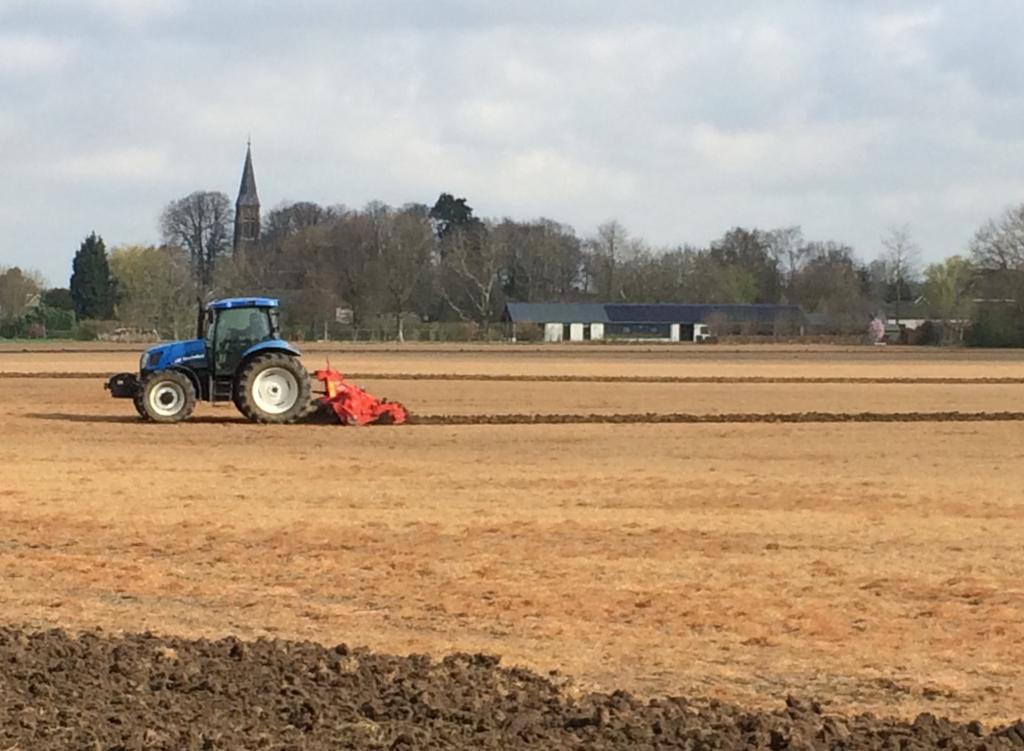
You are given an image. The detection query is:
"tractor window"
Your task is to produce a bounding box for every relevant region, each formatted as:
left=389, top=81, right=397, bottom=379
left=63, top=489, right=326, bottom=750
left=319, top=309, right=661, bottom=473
left=216, top=308, right=273, bottom=344
left=203, top=310, right=214, bottom=343
left=213, top=307, right=273, bottom=374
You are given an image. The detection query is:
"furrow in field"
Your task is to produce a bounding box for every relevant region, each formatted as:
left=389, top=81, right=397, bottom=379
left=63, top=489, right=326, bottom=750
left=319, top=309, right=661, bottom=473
left=406, top=410, right=1024, bottom=425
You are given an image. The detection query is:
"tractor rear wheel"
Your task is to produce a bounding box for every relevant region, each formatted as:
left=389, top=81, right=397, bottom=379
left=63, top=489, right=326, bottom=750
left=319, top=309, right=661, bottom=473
left=235, top=353, right=311, bottom=424
left=141, top=370, right=196, bottom=423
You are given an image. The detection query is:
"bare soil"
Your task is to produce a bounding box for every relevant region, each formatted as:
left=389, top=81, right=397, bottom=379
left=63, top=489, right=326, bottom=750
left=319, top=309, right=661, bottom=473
left=4, top=626, right=1023, bottom=750
left=2, top=344, right=1023, bottom=737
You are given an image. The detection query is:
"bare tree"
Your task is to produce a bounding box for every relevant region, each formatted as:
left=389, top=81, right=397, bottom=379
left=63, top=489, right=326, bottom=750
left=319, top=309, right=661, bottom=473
left=764, top=225, right=806, bottom=293
left=160, top=191, right=233, bottom=294
left=262, top=201, right=337, bottom=247
left=790, top=243, right=871, bottom=331
left=0, top=266, right=43, bottom=320
left=881, top=224, right=920, bottom=325
left=970, top=204, right=1024, bottom=271
left=497, top=219, right=583, bottom=303
left=440, top=223, right=504, bottom=329
left=370, top=204, right=433, bottom=341
left=586, top=220, right=636, bottom=299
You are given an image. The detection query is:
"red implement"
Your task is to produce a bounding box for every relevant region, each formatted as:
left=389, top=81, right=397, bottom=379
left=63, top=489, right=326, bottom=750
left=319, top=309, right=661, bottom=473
left=313, top=368, right=408, bottom=425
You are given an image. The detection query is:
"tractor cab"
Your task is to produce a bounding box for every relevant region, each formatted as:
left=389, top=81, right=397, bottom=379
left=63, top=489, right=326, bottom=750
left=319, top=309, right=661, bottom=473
left=200, top=297, right=281, bottom=376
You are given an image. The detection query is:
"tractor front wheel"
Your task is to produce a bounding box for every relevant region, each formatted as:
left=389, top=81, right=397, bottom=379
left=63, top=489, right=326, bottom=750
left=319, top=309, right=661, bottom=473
left=133, top=393, right=148, bottom=419
left=235, top=353, right=311, bottom=424
left=141, top=370, right=196, bottom=423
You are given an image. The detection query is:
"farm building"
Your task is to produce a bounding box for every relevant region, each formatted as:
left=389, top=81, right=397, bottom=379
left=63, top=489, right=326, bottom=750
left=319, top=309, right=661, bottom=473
left=504, top=302, right=806, bottom=342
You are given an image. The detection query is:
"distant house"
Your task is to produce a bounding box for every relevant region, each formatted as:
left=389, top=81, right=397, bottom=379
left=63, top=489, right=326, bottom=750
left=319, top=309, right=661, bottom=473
left=885, top=300, right=934, bottom=331
left=503, top=302, right=806, bottom=342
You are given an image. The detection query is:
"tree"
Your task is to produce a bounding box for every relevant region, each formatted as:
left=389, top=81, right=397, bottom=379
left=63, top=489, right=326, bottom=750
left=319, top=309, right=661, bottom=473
left=0, top=267, right=43, bottom=321
left=439, top=222, right=504, bottom=328
left=970, top=204, right=1024, bottom=271
left=585, top=220, right=641, bottom=299
left=370, top=204, right=433, bottom=341
left=41, top=288, right=74, bottom=311
left=497, top=219, right=583, bottom=303
left=708, top=228, right=782, bottom=303
left=700, top=260, right=758, bottom=304
left=923, top=256, right=976, bottom=343
left=262, top=201, right=336, bottom=247
left=160, top=191, right=232, bottom=293
left=880, top=225, right=920, bottom=325
left=790, top=243, right=871, bottom=331
left=109, top=244, right=196, bottom=338
left=765, top=226, right=807, bottom=295
left=429, top=193, right=480, bottom=239
left=70, top=232, right=116, bottom=319
left=967, top=204, right=1024, bottom=324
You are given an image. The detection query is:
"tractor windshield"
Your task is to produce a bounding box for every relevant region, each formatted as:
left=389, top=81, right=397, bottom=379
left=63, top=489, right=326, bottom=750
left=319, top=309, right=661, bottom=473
left=217, top=307, right=273, bottom=342
left=213, top=307, right=274, bottom=374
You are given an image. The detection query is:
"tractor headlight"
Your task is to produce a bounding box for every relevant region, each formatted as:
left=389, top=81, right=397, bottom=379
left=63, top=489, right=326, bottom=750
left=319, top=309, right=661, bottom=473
left=140, top=352, right=148, bottom=371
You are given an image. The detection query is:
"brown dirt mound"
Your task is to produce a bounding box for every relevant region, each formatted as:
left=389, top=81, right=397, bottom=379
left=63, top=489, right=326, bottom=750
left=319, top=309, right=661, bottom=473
left=2, top=627, right=1022, bottom=750
left=407, top=411, right=1024, bottom=425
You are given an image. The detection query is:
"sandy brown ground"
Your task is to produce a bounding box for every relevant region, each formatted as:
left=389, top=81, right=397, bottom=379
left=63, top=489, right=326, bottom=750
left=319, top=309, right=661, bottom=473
left=1, top=345, right=1023, bottom=724
left=4, top=341, right=1024, bottom=379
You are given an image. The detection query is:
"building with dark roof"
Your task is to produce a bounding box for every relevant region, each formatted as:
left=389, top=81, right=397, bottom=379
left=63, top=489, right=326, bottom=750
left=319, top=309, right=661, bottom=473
left=233, top=142, right=261, bottom=253
left=504, top=302, right=806, bottom=341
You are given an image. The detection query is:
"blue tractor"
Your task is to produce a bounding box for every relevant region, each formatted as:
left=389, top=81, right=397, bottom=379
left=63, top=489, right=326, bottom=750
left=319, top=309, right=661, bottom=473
left=105, top=297, right=311, bottom=424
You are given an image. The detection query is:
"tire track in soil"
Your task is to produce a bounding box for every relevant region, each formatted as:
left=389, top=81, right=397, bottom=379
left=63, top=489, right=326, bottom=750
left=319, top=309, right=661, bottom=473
left=407, top=411, right=1024, bottom=426
left=6, top=371, right=1024, bottom=385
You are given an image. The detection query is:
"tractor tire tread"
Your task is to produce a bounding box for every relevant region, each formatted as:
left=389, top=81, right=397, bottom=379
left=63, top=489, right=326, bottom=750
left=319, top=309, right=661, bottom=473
left=133, top=393, right=149, bottom=420
left=141, top=370, right=196, bottom=424
left=235, top=353, right=311, bottom=424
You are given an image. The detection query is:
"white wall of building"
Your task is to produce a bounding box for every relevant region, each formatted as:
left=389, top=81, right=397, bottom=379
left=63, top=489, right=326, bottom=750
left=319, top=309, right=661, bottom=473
left=544, top=322, right=563, bottom=342
left=569, top=323, right=585, bottom=342
left=590, top=322, right=605, bottom=341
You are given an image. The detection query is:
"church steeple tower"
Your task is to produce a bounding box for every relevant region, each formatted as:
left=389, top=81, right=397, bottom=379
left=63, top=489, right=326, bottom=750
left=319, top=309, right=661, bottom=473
left=233, top=141, right=261, bottom=252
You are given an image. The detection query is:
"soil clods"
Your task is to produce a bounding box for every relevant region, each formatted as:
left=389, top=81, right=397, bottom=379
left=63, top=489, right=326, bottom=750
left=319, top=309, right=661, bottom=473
left=2, top=627, right=1022, bottom=750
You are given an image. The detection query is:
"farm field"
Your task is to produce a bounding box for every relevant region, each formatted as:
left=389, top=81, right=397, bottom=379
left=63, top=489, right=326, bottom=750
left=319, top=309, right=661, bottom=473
left=2, top=344, right=1023, bottom=739
left=5, top=340, right=1024, bottom=379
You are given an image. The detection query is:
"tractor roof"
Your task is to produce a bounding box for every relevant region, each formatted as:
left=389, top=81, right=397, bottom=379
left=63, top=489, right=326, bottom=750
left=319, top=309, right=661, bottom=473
left=207, top=297, right=279, bottom=310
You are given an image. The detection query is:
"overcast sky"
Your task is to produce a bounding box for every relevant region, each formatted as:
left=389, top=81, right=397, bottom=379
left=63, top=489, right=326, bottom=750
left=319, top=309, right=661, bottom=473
left=2, top=0, right=1023, bottom=285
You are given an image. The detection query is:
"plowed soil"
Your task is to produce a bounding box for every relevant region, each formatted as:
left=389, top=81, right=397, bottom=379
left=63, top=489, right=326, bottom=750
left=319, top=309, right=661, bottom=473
left=406, top=411, right=1024, bottom=425
left=4, top=626, right=1023, bottom=751
left=2, top=343, right=1024, bottom=739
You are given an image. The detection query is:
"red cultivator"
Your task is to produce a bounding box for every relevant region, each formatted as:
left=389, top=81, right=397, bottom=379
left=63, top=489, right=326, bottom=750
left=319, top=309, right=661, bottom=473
left=313, top=368, right=408, bottom=425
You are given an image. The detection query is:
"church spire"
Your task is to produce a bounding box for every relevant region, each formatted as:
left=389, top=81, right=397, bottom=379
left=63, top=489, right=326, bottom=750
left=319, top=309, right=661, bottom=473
left=236, top=141, right=260, bottom=208
left=233, top=142, right=261, bottom=251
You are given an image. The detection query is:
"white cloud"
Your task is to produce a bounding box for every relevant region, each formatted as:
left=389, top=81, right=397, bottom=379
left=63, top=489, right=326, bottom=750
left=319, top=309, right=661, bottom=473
left=48, top=147, right=172, bottom=182
left=867, top=7, right=944, bottom=67
left=61, top=0, right=187, bottom=26
left=0, top=33, right=70, bottom=74
left=3, top=1, right=1024, bottom=284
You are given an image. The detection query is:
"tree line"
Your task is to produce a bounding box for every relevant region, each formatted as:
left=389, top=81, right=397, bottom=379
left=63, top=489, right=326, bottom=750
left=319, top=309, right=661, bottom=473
left=4, top=192, right=1024, bottom=344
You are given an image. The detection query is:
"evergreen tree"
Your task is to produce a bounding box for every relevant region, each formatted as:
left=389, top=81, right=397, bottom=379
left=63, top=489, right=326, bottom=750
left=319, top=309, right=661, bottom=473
left=70, top=232, right=115, bottom=319
left=429, top=193, right=479, bottom=239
